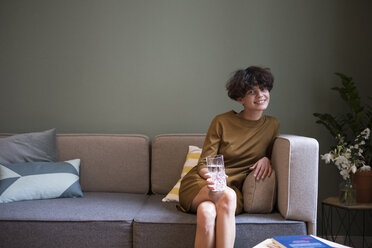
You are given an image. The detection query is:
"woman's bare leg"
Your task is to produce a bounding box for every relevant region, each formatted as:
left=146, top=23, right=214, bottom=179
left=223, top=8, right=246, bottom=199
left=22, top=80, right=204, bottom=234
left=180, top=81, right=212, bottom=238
left=194, top=201, right=216, bottom=248
left=191, top=186, right=237, bottom=248
left=215, top=187, right=236, bottom=248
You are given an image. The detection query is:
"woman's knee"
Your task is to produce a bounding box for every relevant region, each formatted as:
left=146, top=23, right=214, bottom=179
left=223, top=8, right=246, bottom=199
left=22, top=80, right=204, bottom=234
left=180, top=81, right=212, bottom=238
left=197, top=201, right=217, bottom=228
left=216, top=188, right=237, bottom=214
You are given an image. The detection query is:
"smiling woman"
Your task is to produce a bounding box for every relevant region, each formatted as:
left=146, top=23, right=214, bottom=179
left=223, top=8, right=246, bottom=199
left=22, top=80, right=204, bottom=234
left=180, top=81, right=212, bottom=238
left=226, top=66, right=274, bottom=99
left=178, top=66, right=279, bottom=248
left=237, top=86, right=270, bottom=118
left=227, top=66, right=274, bottom=120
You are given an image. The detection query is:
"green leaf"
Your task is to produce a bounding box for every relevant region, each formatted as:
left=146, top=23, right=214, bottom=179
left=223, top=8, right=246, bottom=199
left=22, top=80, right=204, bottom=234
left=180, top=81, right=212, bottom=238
left=313, top=112, right=344, bottom=137
left=315, top=73, right=371, bottom=165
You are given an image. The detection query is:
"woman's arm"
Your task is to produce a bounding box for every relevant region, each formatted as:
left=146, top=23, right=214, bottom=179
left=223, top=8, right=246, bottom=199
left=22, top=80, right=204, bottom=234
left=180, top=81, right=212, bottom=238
left=250, top=119, right=280, bottom=180
left=197, top=117, right=222, bottom=178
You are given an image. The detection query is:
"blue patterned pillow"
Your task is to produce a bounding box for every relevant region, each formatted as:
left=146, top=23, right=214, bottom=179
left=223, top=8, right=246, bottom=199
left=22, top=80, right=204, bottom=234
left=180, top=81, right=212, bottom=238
left=0, top=159, right=83, bottom=203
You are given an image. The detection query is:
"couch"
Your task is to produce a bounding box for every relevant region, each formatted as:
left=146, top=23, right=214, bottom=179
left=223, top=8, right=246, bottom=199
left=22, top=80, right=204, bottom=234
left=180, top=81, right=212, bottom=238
left=0, top=133, right=319, bottom=248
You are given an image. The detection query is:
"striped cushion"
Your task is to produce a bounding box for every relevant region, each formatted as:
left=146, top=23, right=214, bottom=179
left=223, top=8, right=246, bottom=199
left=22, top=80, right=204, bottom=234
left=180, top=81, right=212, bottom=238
left=162, top=146, right=201, bottom=202
left=0, top=159, right=83, bottom=203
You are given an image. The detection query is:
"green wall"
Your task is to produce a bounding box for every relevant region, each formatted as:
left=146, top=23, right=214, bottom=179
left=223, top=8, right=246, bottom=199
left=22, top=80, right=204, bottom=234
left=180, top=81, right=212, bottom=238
left=1, top=0, right=371, bottom=234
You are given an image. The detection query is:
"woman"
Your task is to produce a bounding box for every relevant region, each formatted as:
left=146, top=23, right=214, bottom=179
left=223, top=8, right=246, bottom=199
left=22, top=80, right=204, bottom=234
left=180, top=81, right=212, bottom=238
left=178, top=66, right=280, bottom=248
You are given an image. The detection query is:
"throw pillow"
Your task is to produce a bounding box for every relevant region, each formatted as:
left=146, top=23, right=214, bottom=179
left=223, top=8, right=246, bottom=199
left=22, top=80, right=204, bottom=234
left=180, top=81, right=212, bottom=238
left=0, top=159, right=83, bottom=203
left=162, top=145, right=202, bottom=202
left=0, top=129, right=57, bottom=164
left=242, top=169, right=277, bottom=213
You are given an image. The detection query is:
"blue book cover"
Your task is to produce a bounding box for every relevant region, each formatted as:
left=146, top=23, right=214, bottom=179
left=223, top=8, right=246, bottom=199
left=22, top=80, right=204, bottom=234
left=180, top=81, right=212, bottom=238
left=272, top=235, right=333, bottom=248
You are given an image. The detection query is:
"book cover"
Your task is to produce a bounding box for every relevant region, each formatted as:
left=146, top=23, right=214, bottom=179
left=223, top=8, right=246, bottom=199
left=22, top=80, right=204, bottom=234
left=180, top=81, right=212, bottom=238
left=272, top=235, right=333, bottom=248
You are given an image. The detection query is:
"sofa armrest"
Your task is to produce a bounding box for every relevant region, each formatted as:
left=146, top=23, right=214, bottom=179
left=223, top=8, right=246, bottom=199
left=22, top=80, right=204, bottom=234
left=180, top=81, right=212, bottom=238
left=271, top=135, right=319, bottom=235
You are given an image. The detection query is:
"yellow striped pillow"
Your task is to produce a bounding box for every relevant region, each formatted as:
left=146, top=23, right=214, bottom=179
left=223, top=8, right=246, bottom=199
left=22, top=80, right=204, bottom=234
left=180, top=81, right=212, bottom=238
left=162, top=145, right=202, bottom=202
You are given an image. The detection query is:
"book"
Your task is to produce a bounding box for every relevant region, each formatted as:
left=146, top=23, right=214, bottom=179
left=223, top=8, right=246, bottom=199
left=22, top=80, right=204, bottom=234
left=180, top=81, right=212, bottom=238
left=272, top=235, right=333, bottom=248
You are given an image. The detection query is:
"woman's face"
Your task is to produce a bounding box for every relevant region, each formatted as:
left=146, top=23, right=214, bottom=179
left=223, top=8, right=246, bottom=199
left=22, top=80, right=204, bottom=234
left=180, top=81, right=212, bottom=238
left=238, top=86, right=270, bottom=112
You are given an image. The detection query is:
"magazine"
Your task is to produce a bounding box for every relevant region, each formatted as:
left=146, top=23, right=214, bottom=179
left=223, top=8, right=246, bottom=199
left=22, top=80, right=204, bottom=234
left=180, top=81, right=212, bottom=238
left=272, top=235, right=333, bottom=248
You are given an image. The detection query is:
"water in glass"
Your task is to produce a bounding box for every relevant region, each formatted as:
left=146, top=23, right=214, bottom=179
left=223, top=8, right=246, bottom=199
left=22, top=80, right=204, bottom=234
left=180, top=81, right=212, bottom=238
left=207, top=164, right=226, bottom=191
left=206, top=155, right=226, bottom=192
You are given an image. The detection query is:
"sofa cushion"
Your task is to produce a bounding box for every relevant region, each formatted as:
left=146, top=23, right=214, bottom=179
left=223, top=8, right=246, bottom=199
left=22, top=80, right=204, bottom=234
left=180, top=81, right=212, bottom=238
left=151, top=134, right=205, bottom=194
left=0, top=192, right=148, bottom=221
left=56, top=134, right=150, bottom=193
left=0, top=159, right=82, bottom=203
left=0, top=129, right=57, bottom=164
left=133, top=195, right=306, bottom=248
left=162, top=145, right=201, bottom=202
left=0, top=192, right=148, bottom=248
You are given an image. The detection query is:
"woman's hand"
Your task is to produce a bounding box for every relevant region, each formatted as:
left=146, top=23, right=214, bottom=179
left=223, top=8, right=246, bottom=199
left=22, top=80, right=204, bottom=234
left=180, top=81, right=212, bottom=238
left=199, top=168, right=215, bottom=190
left=249, top=157, right=272, bottom=180
left=199, top=167, right=229, bottom=191
left=199, top=167, right=210, bottom=179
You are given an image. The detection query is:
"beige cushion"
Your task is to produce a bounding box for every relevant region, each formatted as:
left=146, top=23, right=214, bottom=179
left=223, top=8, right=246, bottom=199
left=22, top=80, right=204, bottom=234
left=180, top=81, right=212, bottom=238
left=242, top=170, right=276, bottom=213
left=57, top=134, right=150, bottom=193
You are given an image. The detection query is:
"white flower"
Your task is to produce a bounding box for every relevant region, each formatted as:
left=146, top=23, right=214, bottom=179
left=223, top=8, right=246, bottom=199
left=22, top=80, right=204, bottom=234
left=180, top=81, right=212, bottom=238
left=359, top=165, right=371, bottom=171
left=334, top=156, right=349, bottom=167
left=323, top=127, right=370, bottom=182
left=361, top=128, right=370, bottom=139
left=340, top=169, right=350, bottom=180
left=321, top=153, right=334, bottom=164
left=344, top=151, right=352, bottom=159
left=341, top=162, right=350, bottom=170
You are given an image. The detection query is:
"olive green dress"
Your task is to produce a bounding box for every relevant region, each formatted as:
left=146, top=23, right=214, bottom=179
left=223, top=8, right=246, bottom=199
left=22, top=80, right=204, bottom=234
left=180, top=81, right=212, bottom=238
left=179, top=110, right=280, bottom=214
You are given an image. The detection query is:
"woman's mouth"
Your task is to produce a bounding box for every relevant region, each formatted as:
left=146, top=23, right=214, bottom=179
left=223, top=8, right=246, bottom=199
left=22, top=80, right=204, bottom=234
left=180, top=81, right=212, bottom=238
left=255, top=99, right=266, bottom=104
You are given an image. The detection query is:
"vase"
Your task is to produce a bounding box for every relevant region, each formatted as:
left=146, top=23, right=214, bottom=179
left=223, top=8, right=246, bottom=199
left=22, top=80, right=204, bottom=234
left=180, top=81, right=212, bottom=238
left=353, top=170, right=372, bottom=203
left=338, top=178, right=356, bottom=206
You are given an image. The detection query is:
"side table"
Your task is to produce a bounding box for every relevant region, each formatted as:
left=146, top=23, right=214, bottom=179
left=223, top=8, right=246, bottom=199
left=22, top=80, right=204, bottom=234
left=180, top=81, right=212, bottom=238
left=322, top=196, right=372, bottom=248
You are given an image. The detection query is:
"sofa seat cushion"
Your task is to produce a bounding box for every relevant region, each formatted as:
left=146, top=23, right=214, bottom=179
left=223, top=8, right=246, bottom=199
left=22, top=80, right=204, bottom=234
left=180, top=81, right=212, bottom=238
left=0, top=192, right=148, bottom=222
left=133, top=195, right=306, bottom=248
left=0, top=192, right=149, bottom=248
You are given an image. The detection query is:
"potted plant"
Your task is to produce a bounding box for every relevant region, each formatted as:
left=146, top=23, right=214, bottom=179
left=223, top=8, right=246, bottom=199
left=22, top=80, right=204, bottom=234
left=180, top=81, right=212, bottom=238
left=314, top=73, right=372, bottom=204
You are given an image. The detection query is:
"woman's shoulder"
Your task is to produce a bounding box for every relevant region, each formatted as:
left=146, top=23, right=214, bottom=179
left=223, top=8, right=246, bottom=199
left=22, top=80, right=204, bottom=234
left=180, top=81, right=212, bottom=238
left=212, top=110, right=236, bottom=122
left=215, top=110, right=235, bottom=118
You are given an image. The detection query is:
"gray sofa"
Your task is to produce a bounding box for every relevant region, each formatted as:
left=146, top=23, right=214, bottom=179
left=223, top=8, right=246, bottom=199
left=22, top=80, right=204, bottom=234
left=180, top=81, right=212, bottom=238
left=0, top=133, right=319, bottom=248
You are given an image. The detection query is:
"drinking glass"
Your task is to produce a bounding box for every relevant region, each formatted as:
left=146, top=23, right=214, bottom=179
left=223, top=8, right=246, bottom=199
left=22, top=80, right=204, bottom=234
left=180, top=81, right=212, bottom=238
left=206, top=154, right=226, bottom=192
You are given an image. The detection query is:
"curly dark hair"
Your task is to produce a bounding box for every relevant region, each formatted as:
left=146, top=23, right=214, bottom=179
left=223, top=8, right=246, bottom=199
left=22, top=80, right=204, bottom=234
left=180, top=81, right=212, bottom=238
left=226, top=66, right=274, bottom=100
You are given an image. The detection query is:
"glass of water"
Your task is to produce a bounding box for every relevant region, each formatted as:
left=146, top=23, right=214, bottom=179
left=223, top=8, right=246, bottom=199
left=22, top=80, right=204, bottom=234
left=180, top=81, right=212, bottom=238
left=206, top=154, right=226, bottom=192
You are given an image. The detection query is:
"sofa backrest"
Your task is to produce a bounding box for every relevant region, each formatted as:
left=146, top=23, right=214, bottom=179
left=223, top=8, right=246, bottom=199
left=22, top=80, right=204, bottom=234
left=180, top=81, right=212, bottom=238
left=57, top=134, right=150, bottom=193
left=0, top=133, right=150, bottom=194
left=151, top=134, right=205, bottom=194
